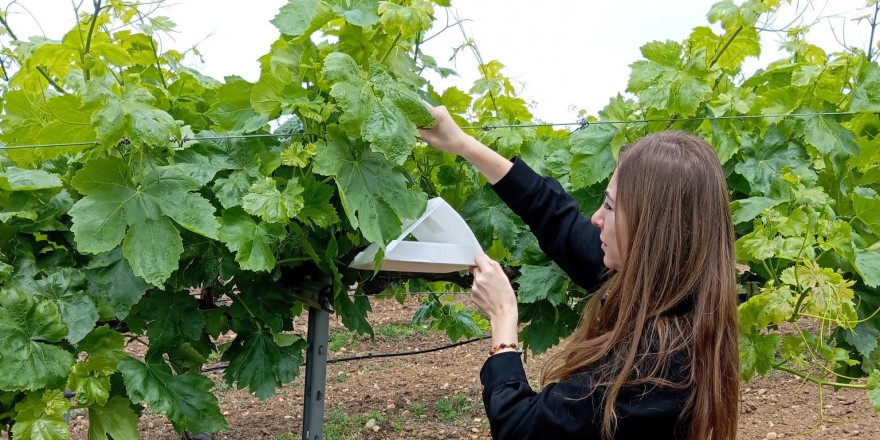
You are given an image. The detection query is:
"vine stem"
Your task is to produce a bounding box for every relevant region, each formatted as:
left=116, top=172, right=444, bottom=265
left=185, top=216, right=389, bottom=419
left=0, top=13, right=17, bottom=40
left=379, top=32, right=402, bottom=64
left=868, top=2, right=880, bottom=59
left=776, top=365, right=867, bottom=390
left=709, top=25, right=743, bottom=69
left=35, top=66, right=68, bottom=94
left=82, top=0, right=103, bottom=81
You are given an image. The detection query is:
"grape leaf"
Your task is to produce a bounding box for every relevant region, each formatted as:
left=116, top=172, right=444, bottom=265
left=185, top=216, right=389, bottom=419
left=730, top=197, right=783, bottom=224
left=141, top=289, right=206, bottom=352
left=868, top=371, right=880, bottom=411
left=218, top=207, right=286, bottom=272
left=852, top=62, right=880, bottom=113
left=739, top=329, right=781, bottom=380
left=0, top=167, right=62, bottom=191
left=327, top=0, right=380, bottom=27
left=118, top=356, right=228, bottom=434
left=34, top=268, right=97, bottom=344
left=11, top=390, right=70, bottom=440
left=734, top=130, right=813, bottom=196
left=272, top=0, right=322, bottom=37
left=0, top=288, right=75, bottom=391
left=797, top=110, right=859, bottom=157
left=515, top=264, right=569, bottom=305
left=322, top=52, right=433, bottom=164
left=627, top=40, right=713, bottom=116
left=205, top=77, right=269, bottom=133
left=87, top=396, right=139, bottom=440
left=242, top=177, right=305, bottom=223
left=84, top=79, right=179, bottom=148
left=296, top=174, right=340, bottom=228
left=569, top=124, right=617, bottom=190
left=314, top=128, right=426, bottom=247
left=69, top=157, right=219, bottom=286
left=86, top=248, right=150, bottom=320
left=223, top=320, right=307, bottom=399
left=461, top=186, right=521, bottom=249
left=67, top=326, right=125, bottom=407
left=518, top=301, right=576, bottom=355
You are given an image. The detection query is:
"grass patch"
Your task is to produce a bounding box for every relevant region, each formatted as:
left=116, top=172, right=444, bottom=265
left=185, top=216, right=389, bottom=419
left=330, top=373, right=351, bottom=384
left=411, top=404, right=425, bottom=417
left=434, top=394, right=473, bottom=421
left=374, top=323, right=428, bottom=341
left=324, top=408, right=386, bottom=440
left=328, top=330, right=358, bottom=352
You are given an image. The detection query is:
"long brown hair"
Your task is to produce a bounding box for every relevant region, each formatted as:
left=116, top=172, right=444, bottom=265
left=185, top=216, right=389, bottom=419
left=541, top=131, right=739, bottom=440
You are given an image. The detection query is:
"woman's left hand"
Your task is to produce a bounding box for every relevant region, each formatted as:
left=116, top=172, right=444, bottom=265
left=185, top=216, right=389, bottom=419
left=471, top=254, right=519, bottom=347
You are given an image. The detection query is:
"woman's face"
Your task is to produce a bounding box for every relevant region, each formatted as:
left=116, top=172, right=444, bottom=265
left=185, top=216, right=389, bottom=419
left=591, top=172, right=627, bottom=271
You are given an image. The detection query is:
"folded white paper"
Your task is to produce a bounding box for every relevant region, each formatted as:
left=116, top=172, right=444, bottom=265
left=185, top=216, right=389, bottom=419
left=349, top=197, right=484, bottom=273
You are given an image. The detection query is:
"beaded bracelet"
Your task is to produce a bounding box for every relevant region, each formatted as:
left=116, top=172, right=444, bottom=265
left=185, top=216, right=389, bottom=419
left=489, top=342, right=523, bottom=356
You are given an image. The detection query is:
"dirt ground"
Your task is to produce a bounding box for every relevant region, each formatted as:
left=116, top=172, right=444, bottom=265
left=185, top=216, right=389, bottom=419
left=63, top=295, right=880, bottom=440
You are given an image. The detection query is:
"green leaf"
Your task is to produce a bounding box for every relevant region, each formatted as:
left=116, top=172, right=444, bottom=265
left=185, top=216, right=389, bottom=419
left=223, top=321, right=307, bottom=399
left=85, top=80, right=179, bottom=148
left=0, top=167, right=63, bottom=191
left=87, top=397, right=140, bottom=440
left=855, top=249, right=880, bottom=288
left=34, top=268, right=97, bottom=344
left=519, top=301, right=575, bottom=354
left=272, top=0, right=321, bottom=37
left=242, top=177, right=305, bottom=223
left=627, top=41, right=713, bottom=116
left=0, top=288, right=75, bottom=391
left=70, top=157, right=219, bottom=286
left=730, top=197, right=782, bottom=224
left=739, top=329, right=781, bottom=380
left=851, top=62, right=880, bottom=113
left=122, top=217, right=184, bottom=287
left=853, top=187, right=880, bottom=238
left=314, top=128, right=426, bottom=246
left=205, top=77, right=269, bottom=132
left=87, top=248, right=150, bottom=320
left=461, top=186, right=521, bottom=250
left=296, top=174, right=340, bottom=228
left=569, top=124, right=617, bottom=190
left=67, top=326, right=125, bottom=407
left=141, top=289, right=206, bottom=352
left=797, top=110, right=859, bottom=157
left=515, top=264, right=568, bottom=305
left=12, top=391, right=70, bottom=440
left=734, top=130, right=813, bottom=196
left=322, top=53, right=433, bottom=164
left=328, top=0, right=380, bottom=27
left=118, top=356, right=228, bottom=434
left=214, top=169, right=261, bottom=209
left=868, top=370, right=880, bottom=410
left=219, top=207, right=286, bottom=271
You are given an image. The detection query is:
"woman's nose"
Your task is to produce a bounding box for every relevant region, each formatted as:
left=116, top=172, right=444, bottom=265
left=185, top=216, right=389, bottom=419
left=591, top=209, right=602, bottom=228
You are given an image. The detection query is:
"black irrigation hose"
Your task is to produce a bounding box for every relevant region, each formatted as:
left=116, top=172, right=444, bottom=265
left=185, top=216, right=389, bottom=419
left=199, top=335, right=491, bottom=374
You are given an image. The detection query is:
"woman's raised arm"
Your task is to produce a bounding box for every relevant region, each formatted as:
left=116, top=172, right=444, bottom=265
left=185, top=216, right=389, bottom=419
left=418, top=105, right=512, bottom=184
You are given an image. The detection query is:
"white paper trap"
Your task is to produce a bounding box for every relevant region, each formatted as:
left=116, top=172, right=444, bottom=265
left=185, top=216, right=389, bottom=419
left=349, top=197, right=483, bottom=273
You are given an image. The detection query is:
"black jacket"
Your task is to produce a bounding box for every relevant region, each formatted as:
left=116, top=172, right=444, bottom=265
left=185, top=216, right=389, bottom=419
left=482, top=157, right=690, bottom=439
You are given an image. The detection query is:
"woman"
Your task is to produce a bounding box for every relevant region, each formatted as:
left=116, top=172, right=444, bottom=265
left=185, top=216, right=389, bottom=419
left=418, top=105, right=739, bottom=440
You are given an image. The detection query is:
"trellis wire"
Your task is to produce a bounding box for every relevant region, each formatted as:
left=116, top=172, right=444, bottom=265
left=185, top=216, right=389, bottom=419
left=0, top=111, right=867, bottom=151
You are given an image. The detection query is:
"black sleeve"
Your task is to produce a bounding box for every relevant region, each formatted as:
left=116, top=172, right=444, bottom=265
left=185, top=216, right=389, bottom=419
left=480, top=352, right=603, bottom=440
left=480, top=353, right=691, bottom=440
left=491, top=157, right=606, bottom=291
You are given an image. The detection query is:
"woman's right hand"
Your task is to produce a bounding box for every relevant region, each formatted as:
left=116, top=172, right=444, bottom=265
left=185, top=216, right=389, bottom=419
left=417, top=104, right=473, bottom=157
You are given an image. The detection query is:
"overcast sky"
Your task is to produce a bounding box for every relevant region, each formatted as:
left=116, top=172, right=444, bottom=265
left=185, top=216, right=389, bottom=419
left=2, top=0, right=875, bottom=122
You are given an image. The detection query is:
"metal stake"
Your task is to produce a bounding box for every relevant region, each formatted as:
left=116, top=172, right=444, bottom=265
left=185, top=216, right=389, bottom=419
left=302, top=306, right=330, bottom=440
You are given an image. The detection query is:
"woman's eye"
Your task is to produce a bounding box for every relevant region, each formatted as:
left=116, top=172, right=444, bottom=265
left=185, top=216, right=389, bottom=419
left=604, top=202, right=613, bottom=211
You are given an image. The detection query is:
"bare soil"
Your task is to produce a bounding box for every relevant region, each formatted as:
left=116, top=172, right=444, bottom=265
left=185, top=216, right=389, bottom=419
left=65, top=295, right=880, bottom=440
